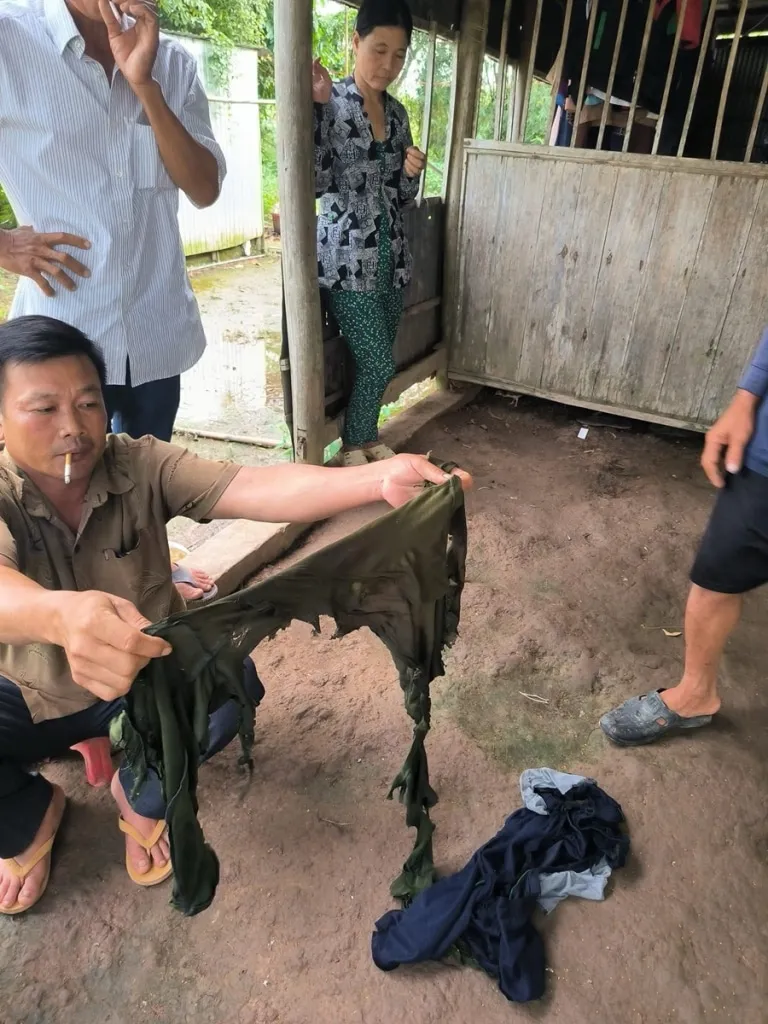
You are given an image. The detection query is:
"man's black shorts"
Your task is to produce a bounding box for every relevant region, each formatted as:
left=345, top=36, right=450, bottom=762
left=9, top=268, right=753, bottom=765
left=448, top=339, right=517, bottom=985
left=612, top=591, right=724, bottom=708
left=691, top=468, right=768, bottom=594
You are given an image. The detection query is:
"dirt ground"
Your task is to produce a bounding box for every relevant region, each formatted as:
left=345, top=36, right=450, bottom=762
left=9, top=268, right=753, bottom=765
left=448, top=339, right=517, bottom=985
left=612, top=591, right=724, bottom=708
left=3, top=394, right=768, bottom=1024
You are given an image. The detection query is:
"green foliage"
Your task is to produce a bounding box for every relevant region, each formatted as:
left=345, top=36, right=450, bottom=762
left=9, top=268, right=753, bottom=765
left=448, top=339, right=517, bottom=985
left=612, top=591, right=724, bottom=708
left=475, top=58, right=552, bottom=145
left=158, top=0, right=271, bottom=47
left=0, top=188, right=15, bottom=229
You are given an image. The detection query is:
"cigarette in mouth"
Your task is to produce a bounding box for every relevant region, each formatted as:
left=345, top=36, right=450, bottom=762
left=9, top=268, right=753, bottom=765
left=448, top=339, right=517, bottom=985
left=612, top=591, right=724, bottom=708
left=64, top=453, right=72, bottom=485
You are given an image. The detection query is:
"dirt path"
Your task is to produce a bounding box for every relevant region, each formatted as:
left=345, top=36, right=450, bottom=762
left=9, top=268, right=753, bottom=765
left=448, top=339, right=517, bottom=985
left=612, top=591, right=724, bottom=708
left=3, top=394, right=767, bottom=1024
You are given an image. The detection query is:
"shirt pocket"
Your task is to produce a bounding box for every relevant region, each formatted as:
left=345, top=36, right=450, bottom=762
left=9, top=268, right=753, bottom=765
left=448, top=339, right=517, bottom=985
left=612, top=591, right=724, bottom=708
left=131, top=124, right=174, bottom=192
left=99, top=528, right=172, bottom=618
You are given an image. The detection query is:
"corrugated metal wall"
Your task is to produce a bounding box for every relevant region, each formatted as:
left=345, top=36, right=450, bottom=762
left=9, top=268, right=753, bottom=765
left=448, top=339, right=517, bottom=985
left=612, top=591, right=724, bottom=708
left=171, top=35, right=264, bottom=257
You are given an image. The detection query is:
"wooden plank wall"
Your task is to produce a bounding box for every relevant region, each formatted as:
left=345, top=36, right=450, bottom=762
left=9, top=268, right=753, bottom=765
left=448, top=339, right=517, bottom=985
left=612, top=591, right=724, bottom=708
left=451, top=143, right=768, bottom=430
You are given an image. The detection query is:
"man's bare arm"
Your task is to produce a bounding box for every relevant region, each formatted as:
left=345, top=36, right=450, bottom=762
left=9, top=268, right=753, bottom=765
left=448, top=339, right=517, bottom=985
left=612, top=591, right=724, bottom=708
left=132, top=81, right=220, bottom=208
left=0, top=563, right=170, bottom=701
left=0, top=564, right=64, bottom=645
left=209, top=456, right=457, bottom=523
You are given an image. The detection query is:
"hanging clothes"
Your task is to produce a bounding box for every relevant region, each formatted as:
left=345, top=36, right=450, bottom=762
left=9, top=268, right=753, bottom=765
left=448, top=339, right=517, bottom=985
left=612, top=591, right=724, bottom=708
left=655, top=0, right=703, bottom=49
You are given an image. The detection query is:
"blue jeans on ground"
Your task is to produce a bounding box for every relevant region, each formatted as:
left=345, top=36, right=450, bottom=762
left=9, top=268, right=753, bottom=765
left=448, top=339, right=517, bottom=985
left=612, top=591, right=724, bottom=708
left=0, top=663, right=264, bottom=858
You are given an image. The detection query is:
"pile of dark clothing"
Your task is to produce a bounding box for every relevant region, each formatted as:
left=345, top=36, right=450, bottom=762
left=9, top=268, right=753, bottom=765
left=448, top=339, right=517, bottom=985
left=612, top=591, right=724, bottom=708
left=372, top=769, right=630, bottom=1003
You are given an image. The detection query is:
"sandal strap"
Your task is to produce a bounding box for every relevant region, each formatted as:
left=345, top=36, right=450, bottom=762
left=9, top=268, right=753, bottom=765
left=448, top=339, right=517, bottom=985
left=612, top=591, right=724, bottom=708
left=4, top=835, right=55, bottom=880
left=118, top=817, right=167, bottom=850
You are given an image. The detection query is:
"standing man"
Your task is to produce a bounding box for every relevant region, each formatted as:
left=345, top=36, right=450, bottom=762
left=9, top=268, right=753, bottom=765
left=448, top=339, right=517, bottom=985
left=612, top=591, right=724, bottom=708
left=600, top=326, right=768, bottom=746
left=0, top=0, right=226, bottom=599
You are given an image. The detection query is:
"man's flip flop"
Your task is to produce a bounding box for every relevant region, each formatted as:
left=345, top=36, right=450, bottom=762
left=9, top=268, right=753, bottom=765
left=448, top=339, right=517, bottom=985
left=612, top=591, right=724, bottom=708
left=600, top=690, right=713, bottom=747
left=171, top=566, right=218, bottom=603
left=118, top=818, right=173, bottom=887
left=0, top=809, right=65, bottom=915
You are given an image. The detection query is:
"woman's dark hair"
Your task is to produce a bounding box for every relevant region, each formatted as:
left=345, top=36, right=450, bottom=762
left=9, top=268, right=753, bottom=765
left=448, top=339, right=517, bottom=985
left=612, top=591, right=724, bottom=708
left=356, top=0, right=413, bottom=43
left=0, top=315, right=107, bottom=401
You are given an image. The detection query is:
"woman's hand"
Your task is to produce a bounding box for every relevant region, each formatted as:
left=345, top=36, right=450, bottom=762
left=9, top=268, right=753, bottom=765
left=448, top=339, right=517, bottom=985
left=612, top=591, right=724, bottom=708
left=404, top=146, right=426, bottom=179
left=312, top=60, right=333, bottom=104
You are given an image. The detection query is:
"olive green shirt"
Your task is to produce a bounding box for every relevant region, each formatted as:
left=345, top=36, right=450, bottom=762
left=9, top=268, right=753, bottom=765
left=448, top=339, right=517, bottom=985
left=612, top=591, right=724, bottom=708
left=0, top=434, right=240, bottom=723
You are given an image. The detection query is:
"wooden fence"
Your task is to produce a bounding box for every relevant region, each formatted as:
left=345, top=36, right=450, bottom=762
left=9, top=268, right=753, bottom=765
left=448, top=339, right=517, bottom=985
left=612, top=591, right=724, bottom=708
left=450, top=142, right=768, bottom=429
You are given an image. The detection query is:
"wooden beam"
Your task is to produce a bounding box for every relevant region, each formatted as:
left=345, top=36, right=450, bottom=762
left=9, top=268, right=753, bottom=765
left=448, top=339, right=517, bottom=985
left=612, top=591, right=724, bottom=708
left=596, top=0, right=630, bottom=151
left=448, top=370, right=708, bottom=432
left=519, top=0, right=544, bottom=144
left=464, top=138, right=768, bottom=181
left=678, top=0, right=718, bottom=157
left=512, top=0, right=536, bottom=141
left=570, top=0, right=600, bottom=147
left=622, top=0, right=655, bottom=153
left=443, top=0, right=490, bottom=351
left=547, top=0, right=574, bottom=143
left=745, top=62, right=768, bottom=164
left=274, top=0, right=326, bottom=465
left=712, top=0, right=749, bottom=160
left=418, top=21, right=438, bottom=205
left=651, top=0, right=690, bottom=156
left=493, top=0, right=513, bottom=141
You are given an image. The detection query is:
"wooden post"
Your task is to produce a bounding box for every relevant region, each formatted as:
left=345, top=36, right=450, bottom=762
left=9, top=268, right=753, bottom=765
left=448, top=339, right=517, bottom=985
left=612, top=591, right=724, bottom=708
left=745, top=62, right=768, bottom=163
left=651, top=0, right=690, bottom=156
left=547, top=0, right=574, bottom=143
left=677, top=0, right=718, bottom=157
left=596, top=0, right=630, bottom=151
left=512, top=0, right=536, bottom=141
left=622, top=0, right=655, bottom=153
left=418, top=21, right=438, bottom=206
left=443, top=0, right=490, bottom=351
left=570, top=0, right=600, bottom=146
left=274, top=0, right=326, bottom=465
left=711, top=0, right=749, bottom=160
left=493, top=0, right=514, bottom=141
left=519, top=0, right=544, bottom=143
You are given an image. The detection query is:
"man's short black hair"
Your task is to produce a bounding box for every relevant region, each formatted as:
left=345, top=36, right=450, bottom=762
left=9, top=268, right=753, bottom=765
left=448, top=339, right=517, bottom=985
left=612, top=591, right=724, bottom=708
left=356, top=0, right=413, bottom=43
left=0, top=316, right=107, bottom=402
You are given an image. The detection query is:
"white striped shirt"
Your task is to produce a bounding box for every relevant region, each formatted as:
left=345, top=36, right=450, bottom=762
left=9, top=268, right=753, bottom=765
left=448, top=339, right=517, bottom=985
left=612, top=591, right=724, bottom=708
left=0, top=0, right=226, bottom=385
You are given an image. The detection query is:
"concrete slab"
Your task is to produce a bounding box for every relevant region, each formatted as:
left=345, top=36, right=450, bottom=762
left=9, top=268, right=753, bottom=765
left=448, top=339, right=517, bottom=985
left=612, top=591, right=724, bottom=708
left=181, top=384, right=482, bottom=595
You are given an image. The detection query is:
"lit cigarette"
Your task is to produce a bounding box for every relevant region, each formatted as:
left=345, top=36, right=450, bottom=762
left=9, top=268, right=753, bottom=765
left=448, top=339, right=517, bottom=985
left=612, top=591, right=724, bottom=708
left=64, top=453, right=72, bottom=485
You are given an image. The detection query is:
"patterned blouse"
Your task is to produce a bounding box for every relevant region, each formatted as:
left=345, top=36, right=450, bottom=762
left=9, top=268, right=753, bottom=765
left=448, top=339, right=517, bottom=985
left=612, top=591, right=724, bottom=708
left=314, top=77, right=420, bottom=293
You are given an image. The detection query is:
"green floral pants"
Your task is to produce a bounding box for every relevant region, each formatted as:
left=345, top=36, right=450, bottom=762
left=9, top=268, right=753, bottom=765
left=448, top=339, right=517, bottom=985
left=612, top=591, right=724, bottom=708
left=329, top=287, right=403, bottom=447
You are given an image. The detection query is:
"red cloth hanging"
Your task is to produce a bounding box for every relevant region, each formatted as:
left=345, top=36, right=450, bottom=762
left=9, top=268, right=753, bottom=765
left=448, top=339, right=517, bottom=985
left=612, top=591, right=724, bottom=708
left=655, top=0, right=703, bottom=49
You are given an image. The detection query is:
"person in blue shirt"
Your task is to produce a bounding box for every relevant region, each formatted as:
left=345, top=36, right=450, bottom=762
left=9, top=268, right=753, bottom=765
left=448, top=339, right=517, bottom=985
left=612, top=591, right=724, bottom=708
left=601, top=325, right=768, bottom=746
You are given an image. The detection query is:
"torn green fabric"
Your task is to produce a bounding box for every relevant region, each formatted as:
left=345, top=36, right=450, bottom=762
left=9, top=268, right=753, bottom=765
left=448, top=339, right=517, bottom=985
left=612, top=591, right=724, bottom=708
left=114, top=472, right=467, bottom=916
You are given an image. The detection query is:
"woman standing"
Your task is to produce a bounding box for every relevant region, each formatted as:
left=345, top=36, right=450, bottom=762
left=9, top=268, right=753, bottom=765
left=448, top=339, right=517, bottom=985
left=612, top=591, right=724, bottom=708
left=313, top=0, right=426, bottom=466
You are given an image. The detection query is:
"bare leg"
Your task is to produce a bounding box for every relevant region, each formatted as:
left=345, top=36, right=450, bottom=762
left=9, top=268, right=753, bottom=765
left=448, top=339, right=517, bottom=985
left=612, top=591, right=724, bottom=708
left=661, top=584, right=742, bottom=719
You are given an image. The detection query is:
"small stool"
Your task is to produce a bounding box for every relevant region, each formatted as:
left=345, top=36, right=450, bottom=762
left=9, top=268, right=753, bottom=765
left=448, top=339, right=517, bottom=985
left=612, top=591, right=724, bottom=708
left=70, top=738, right=113, bottom=787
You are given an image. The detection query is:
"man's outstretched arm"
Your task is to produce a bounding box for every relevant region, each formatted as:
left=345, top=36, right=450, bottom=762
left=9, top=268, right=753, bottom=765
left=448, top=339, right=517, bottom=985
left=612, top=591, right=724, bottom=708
left=209, top=454, right=469, bottom=523
left=0, top=561, right=170, bottom=701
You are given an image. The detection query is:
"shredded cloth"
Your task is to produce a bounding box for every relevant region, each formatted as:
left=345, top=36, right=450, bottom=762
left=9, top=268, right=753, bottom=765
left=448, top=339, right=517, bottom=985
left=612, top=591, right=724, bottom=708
left=371, top=772, right=629, bottom=1003
left=112, top=470, right=467, bottom=916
